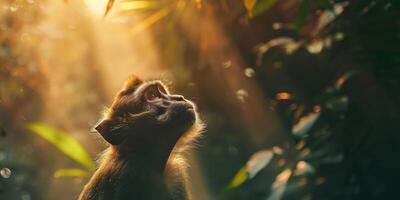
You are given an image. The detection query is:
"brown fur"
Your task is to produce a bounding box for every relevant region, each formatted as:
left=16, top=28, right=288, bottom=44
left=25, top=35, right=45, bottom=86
left=79, top=75, right=204, bottom=200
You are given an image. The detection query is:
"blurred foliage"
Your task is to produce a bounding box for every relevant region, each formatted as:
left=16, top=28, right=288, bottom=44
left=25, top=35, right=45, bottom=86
left=1, top=0, right=400, bottom=199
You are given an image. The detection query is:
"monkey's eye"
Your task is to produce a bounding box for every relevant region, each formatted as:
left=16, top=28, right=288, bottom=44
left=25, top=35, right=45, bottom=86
left=157, top=84, right=168, bottom=95
left=144, top=84, right=165, bottom=101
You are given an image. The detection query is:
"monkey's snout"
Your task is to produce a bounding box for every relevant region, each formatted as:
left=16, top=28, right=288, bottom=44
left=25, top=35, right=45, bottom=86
left=168, top=95, right=185, bottom=102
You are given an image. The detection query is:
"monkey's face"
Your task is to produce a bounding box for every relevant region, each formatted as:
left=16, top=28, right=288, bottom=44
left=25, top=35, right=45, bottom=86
left=129, top=81, right=196, bottom=130
left=95, top=76, right=197, bottom=148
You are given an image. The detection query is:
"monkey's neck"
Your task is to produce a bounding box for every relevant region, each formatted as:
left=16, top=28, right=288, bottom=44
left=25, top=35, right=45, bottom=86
left=112, top=142, right=175, bottom=176
left=82, top=146, right=171, bottom=200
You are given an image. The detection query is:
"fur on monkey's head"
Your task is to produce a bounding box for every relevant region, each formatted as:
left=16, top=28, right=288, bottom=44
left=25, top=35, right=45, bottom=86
left=95, top=75, right=198, bottom=151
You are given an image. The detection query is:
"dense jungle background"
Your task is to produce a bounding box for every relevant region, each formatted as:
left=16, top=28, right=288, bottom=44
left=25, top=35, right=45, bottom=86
left=1, top=0, right=400, bottom=199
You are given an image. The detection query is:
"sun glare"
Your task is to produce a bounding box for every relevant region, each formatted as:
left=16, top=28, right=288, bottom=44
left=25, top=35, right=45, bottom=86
left=84, top=0, right=108, bottom=17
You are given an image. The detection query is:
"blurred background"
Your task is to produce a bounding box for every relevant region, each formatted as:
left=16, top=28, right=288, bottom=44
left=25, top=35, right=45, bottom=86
left=1, top=0, right=400, bottom=199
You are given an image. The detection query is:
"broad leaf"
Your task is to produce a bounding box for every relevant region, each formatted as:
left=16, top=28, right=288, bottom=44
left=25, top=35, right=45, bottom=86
left=54, top=168, right=89, bottom=178
left=27, top=123, right=95, bottom=170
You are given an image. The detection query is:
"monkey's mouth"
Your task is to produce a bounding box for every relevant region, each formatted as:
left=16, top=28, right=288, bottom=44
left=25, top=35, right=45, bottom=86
left=155, top=101, right=195, bottom=124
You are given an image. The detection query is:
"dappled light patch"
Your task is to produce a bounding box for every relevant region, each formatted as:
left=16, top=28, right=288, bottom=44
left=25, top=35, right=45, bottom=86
left=0, top=168, right=11, bottom=179
left=275, top=92, right=292, bottom=101
left=222, top=60, right=232, bottom=69
left=294, top=161, right=314, bottom=176
left=244, top=67, right=255, bottom=78
left=266, top=169, right=292, bottom=200
left=236, top=89, right=249, bottom=103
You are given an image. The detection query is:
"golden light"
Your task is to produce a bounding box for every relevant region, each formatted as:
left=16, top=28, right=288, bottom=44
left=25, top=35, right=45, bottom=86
left=84, top=0, right=108, bottom=17
left=276, top=92, right=292, bottom=100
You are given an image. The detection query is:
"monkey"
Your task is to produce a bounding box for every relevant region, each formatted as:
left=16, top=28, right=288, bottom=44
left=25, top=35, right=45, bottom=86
left=79, top=75, right=204, bottom=200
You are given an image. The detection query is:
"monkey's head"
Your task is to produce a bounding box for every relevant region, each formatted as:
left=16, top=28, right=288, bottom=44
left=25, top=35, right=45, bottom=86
left=95, top=75, right=197, bottom=153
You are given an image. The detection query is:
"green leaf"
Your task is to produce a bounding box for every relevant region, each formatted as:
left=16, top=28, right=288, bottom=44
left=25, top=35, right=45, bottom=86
left=226, top=166, right=249, bottom=190
left=293, top=0, right=309, bottom=31
left=253, top=0, right=277, bottom=17
left=54, top=168, right=89, bottom=178
left=27, top=123, right=95, bottom=171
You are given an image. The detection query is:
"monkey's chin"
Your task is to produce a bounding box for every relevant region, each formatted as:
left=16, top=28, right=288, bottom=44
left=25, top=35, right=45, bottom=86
left=175, top=103, right=196, bottom=124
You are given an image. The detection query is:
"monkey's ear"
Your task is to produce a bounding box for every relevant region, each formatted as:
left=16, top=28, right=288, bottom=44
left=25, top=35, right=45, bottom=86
left=123, top=75, right=143, bottom=91
left=95, top=119, right=124, bottom=145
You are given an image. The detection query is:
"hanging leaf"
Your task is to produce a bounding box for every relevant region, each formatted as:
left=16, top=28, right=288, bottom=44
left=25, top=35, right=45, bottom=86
left=267, top=169, right=292, bottom=200
left=104, top=0, right=115, bottom=16
left=292, top=112, right=320, bottom=137
left=54, top=168, right=88, bottom=178
left=27, top=123, right=95, bottom=171
left=246, top=150, right=274, bottom=178
left=244, top=0, right=257, bottom=17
